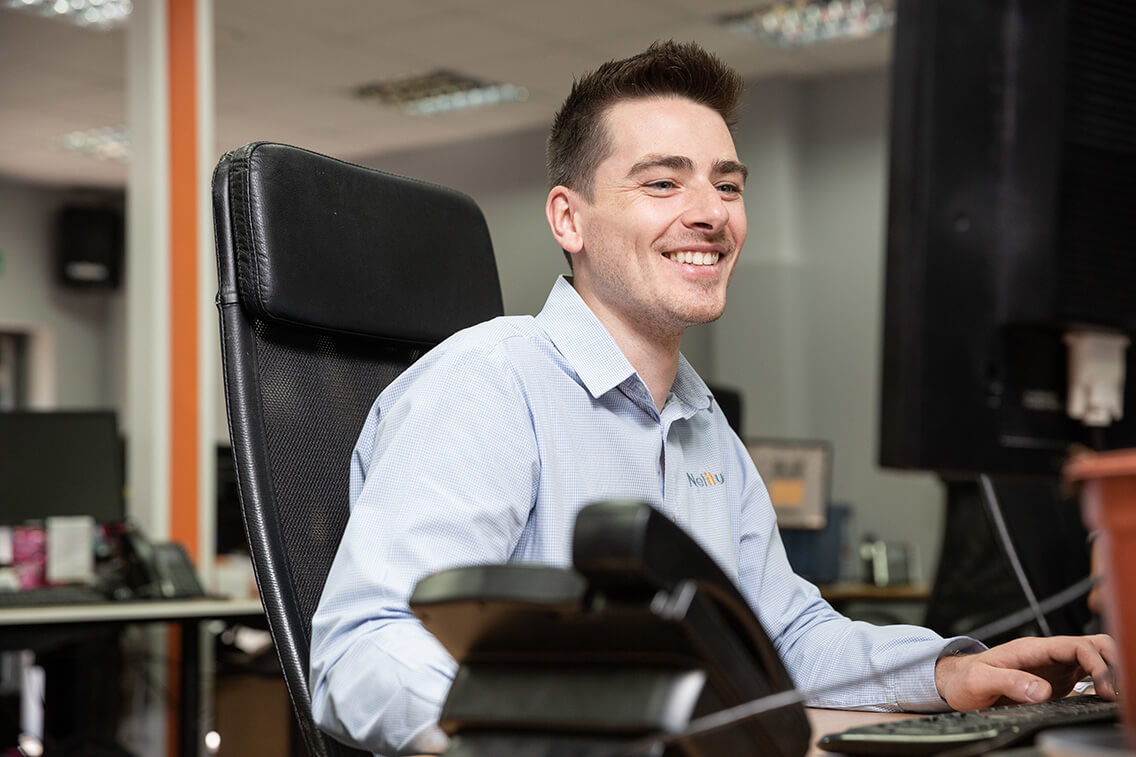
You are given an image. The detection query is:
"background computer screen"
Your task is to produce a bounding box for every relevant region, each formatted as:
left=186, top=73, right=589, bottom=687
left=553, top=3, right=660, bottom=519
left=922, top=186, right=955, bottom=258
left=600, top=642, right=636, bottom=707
left=879, top=0, right=1136, bottom=476
left=0, top=410, right=124, bottom=525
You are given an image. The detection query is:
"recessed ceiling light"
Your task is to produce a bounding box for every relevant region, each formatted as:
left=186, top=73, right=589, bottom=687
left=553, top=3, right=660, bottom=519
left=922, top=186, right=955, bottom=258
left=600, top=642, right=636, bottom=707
left=720, top=0, right=896, bottom=47
left=2, top=0, right=132, bottom=30
left=354, top=70, right=529, bottom=117
left=60, top=126, right=130, bottom=161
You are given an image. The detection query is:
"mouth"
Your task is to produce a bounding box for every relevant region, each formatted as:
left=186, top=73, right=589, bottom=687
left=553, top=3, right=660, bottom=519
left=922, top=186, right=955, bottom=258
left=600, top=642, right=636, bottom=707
left=664, top=250, right=722, bottom=267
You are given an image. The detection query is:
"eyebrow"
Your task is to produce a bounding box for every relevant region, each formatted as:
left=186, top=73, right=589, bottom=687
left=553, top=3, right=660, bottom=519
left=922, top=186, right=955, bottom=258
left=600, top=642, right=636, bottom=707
left=714, top=159, right=749, bottom=183
left=627, top=154, right=693, bottom=177
left=626, top=154, right=748, bottom=183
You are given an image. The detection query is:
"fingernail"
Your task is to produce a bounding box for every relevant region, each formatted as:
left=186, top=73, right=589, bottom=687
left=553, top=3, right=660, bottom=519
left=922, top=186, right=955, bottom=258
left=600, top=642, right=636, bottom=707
left=1026, top=682, right=1042, bottom=701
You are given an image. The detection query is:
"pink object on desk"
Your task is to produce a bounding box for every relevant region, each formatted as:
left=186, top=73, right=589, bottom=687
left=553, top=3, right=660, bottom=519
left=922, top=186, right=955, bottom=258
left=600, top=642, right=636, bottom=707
left=12, top=525, right=47, bottom=589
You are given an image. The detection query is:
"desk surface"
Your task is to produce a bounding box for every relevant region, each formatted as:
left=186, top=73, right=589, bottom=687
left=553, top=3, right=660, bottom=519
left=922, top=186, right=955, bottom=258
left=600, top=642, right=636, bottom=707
left=403, top=709, right=918, bottom=757
left=0, top=595, right=264, bottom=626
left=806, top=708, right=916, bottom=757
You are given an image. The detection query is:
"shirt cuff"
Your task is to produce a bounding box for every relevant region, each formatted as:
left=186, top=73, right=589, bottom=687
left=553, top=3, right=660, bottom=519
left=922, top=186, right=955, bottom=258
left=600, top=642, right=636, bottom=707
left=899, top=636, right=986, bottom=713
left=404, top=721, right=450, bottom=755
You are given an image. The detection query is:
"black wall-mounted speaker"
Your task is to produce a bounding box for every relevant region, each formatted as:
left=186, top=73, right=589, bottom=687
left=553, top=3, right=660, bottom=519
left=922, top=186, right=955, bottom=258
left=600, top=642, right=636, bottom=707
left=55, top=205, right=124, bottom=289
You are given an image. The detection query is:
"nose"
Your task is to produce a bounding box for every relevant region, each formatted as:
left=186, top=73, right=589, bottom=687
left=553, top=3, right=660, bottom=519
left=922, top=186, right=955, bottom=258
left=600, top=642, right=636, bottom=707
left=681, top=183, right=729, bottom=235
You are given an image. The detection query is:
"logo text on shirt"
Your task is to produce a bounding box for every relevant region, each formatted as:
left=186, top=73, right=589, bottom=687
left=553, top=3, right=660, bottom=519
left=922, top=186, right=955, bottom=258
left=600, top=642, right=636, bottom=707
left=688, top=472, right=725, bottom=488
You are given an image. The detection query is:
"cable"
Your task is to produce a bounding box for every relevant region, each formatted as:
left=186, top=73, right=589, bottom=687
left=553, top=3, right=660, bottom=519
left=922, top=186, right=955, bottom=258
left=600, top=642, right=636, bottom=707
left=608, top=574, right=1097, bottom=757
left=977, top=473, right=1053, bottom=637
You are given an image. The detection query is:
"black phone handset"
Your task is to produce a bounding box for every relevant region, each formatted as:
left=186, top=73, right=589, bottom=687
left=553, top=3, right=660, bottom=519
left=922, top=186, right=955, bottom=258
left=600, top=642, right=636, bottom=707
left=411, top=500, right=811, bottom=757
left=120, top=528, right=205, bottom=599
left=573, top=500, right=811, bottom=755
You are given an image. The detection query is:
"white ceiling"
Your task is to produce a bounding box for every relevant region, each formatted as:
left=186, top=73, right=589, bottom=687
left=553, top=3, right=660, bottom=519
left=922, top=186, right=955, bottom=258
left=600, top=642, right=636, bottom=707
left=0, top=0, right=891, bottom=189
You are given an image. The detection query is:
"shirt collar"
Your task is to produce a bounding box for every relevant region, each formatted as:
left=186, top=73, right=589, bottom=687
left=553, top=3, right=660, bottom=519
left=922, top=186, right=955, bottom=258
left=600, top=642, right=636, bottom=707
left=536, top=276, right=636, bottom=399
left=535, top=276, right=713, bottom=413
left=671, top=353, right=713, bottom=413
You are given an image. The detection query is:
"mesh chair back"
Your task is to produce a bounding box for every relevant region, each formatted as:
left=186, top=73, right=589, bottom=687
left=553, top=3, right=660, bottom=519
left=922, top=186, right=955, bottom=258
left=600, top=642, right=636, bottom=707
left=213, top=142, right=502, bottom=757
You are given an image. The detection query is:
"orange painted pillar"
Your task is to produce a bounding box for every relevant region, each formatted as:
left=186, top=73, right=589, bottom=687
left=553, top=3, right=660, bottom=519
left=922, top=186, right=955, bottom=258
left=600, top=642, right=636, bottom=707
left=168, top=0, right=199, bottom=563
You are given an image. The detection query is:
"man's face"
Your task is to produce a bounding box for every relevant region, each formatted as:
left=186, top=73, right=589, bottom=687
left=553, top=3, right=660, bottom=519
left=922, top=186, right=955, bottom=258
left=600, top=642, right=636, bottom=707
left=569, top=96, right=747, bottom=341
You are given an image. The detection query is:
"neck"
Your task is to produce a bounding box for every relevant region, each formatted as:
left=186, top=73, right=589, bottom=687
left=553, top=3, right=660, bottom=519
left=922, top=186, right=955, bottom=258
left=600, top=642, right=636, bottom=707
left=619, top=333, right=680, bottom=412
left=571, top=282, right=681, bottom=411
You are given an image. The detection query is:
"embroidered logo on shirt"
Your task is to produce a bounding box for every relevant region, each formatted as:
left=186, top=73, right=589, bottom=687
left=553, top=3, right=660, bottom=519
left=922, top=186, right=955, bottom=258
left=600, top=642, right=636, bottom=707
left=687, top=472, right=725, bottom=488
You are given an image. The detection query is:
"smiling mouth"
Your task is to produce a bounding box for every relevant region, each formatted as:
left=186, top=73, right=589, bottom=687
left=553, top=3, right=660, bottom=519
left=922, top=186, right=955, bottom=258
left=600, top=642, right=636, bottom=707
left=666, top=250, right=721, bottom=266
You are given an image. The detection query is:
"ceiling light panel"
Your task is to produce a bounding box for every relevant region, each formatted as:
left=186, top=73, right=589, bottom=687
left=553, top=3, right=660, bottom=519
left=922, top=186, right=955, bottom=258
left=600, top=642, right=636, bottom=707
left=721, top=0, right=896, bottom=47
left=354, top=69, right=528, bottom=117
left=60, top=126, right=130, bottom=161
left=3, top=0, right=133, bottom=30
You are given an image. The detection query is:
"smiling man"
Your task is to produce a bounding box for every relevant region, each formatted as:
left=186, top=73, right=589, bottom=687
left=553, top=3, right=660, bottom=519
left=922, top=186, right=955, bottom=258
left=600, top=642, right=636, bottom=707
left=309, top=41, right=1116, bottom=757
left=546, top=94, right=746, bottom=409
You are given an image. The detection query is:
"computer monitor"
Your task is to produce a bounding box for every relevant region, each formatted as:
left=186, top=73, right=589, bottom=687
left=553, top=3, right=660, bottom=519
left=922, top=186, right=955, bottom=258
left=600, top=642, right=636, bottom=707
left=0, top=410, right=125, bottom=525
left=879, top=0, right=1136, bottom=477
left=880, top=2, right=1135, bottom=742
left=215, top=444, right=248, bottom=555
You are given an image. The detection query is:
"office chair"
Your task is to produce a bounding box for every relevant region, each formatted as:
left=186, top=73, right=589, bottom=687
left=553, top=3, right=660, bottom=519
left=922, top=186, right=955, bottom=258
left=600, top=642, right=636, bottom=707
left=212, top=142, right=503, bottom=757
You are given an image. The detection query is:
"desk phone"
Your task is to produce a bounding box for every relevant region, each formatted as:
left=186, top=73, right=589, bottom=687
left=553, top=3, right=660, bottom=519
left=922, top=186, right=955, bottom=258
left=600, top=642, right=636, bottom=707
left=411, top=499, right=811, bottom=757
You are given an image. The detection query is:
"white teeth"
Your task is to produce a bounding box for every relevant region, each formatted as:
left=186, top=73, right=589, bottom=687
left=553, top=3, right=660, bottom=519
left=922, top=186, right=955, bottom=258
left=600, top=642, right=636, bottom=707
left=667, top=251, right=720, bottom=266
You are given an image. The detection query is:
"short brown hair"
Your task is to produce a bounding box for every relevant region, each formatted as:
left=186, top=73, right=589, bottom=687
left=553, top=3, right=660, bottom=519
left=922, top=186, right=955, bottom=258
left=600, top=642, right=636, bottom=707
left=547, top=40, right=743, bottom=200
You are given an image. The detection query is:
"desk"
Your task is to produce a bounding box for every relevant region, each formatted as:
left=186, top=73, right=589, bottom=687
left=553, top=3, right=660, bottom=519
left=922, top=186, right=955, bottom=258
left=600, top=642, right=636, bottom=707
left=0, top=596, right=264, bottom=757
left=806, top=708, right=918, bottom=757
left=403, top=710, right=920, bottom=757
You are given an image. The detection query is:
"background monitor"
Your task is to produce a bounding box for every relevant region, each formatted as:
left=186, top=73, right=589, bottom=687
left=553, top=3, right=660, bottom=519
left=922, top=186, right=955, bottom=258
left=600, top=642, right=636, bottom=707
left=879, top=0, right=1136, bottom=476
left=215, top=444, right=249, bottom=555
left=746, top=439, right=831, bottom=529
left=0, top=410, right=124, bottom=525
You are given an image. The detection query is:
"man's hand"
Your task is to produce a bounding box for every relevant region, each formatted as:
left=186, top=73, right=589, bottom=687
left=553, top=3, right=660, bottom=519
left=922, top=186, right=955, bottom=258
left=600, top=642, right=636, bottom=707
left=935, top=634, right=1119, bottom=711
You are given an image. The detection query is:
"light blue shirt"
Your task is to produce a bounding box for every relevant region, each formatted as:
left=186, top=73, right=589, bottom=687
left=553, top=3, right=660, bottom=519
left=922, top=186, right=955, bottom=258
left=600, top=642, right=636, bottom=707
left=310, top=276, right=963, bottom=756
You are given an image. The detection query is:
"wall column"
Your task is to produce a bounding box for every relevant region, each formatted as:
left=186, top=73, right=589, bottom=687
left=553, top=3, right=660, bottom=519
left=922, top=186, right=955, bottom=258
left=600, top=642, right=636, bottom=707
left=126, top=0, right=215, bottom=752
left=125, top=0, right=215, bottom=577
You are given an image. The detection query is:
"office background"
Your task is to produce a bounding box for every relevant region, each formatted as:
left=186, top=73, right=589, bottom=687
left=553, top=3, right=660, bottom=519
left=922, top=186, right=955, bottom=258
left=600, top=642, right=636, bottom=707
left=1, top=2, right=942, bottom=586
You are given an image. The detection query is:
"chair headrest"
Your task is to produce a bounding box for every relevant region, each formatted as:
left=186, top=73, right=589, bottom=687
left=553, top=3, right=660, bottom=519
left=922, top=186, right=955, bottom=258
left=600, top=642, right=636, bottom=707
left=220, top=142, right=503, bottom=342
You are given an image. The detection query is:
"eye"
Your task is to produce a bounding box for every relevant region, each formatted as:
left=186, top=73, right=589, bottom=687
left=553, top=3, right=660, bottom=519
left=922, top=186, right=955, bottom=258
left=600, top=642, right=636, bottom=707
left=717, top=182, right=743, bottom=196
left=646, top=180, right=677, bottom=191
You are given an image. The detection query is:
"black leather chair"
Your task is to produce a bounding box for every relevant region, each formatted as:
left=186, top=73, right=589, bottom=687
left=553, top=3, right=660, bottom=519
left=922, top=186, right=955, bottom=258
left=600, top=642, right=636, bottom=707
left=212, top=142, right=503, bottom=756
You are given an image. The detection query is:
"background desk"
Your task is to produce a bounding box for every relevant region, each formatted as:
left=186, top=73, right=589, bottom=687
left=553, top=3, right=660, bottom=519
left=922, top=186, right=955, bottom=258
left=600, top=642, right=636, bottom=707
left=819, top=582, right=931, bottom=625
left=0, top=596, right=264, bottom=757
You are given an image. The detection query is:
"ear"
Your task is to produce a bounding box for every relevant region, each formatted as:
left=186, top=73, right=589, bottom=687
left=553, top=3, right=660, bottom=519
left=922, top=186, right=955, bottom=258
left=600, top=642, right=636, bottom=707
left=545, top=185, right=585, bottom=255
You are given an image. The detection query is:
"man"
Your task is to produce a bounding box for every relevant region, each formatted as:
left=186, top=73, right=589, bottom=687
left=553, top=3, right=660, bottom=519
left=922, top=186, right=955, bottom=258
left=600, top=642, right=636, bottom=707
left=310, top=41, right=1117, bottom=756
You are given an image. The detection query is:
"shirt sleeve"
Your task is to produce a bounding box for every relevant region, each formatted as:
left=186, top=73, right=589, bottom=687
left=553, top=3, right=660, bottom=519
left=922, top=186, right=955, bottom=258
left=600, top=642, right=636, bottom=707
left=309, top=337, right=539, bottom=755
left=731, top=441, right=978, bottom=713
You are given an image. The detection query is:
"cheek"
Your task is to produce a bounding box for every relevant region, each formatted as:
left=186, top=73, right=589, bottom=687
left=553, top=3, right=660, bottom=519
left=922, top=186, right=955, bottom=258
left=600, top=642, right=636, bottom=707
left=731, top=214, right=748, bottom=249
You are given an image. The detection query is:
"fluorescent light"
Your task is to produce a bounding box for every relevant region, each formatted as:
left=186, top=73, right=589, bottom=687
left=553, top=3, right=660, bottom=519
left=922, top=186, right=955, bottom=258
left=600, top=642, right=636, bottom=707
left=2, top=0, right=132, bottom=30
left=354, top=70, right=528, bottom=117
left=721, top=0, right=896, bottom=47
left=59, top=126, right=130, bottom=161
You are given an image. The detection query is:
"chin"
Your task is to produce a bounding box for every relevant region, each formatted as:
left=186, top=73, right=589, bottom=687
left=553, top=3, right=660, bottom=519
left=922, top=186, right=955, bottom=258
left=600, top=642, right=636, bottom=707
left=677, top=301, right=727, bottom=327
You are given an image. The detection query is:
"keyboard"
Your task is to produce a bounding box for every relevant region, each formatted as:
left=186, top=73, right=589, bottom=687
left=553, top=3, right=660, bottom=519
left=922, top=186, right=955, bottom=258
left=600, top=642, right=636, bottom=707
left=0, top=585, right=108, bottom=607
left=817, top=694, right=1119, bottom=756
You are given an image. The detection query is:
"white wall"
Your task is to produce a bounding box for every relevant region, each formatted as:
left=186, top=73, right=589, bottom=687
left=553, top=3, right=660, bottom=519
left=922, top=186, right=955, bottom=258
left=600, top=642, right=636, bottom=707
left=797, top=71, right=943, bottom=576
left=710, top=71, right=944, bottom=577
left=0, top=177, right=121, bottom=409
